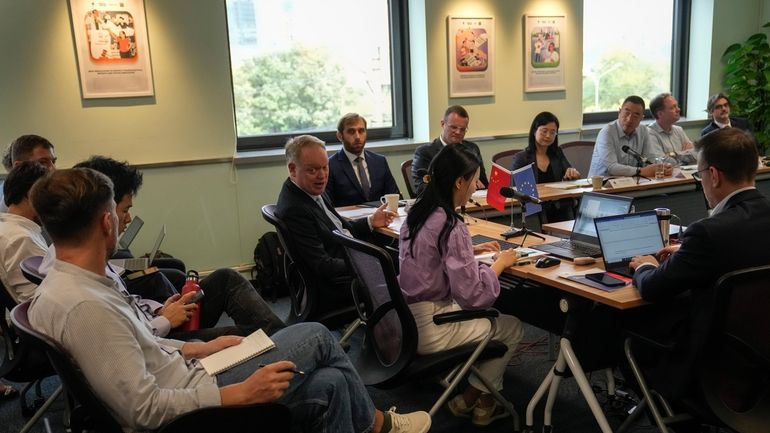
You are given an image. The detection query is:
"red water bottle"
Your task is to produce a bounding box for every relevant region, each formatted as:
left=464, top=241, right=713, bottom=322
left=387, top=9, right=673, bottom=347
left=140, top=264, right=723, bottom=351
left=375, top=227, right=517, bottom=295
left=179, top=270, right=202, bottom=331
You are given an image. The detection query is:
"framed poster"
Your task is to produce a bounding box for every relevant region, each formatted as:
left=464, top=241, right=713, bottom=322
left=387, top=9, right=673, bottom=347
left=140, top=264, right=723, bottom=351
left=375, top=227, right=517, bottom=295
left=68, top=0, right=154, bottom=98
left=447, top=16, right=494, bottom=97
left=524, top=15, right=565, bottom=92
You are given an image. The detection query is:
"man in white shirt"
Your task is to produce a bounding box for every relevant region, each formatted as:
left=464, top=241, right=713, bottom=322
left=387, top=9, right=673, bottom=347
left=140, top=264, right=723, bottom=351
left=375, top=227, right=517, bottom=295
left=647, top=93, right=694, bottom=163
left=0, top=161, right=49, bottom=303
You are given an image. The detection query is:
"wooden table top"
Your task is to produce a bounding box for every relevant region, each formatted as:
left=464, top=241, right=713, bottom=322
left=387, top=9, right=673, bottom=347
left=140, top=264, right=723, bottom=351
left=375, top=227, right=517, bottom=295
left=376, top=216, right=643, bottom=310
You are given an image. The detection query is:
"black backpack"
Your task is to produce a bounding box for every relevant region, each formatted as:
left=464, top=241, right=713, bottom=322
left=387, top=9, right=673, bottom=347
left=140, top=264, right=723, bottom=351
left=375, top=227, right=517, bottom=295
left=252, top=232, right=289, bottom=300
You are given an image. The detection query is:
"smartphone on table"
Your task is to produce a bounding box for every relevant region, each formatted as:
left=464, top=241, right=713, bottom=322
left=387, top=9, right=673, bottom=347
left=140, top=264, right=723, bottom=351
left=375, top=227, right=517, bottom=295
left=585, top=272, right=626, bottom=287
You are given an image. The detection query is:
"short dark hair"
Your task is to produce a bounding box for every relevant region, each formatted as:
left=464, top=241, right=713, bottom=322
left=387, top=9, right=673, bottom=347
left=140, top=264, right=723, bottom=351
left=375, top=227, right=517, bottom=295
left=3, top=161, right=49, bottom=206
left=444, top=105, right=469, bottom=120
left=694, top=128, right=758, bottom=183
left=30, top=168, right=114, bottom=243
left=336, top=113, right=367, bottom=133
left=649, top=93, right=672, bottom=120
left=8, top=134, right=55, bottom=166
left=74, top=156, right=143, bottom=203
left=622, top=95, right=646, bottom=112
left=706, top=92, right=731, bottom=114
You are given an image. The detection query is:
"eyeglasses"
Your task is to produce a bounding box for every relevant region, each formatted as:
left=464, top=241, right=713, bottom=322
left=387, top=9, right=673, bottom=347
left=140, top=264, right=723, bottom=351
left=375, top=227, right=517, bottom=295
left=692, top=167, right=710, bottom=182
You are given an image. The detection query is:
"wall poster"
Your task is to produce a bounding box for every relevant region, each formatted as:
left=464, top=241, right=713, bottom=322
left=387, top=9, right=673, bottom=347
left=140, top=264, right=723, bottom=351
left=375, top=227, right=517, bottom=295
left=69, top=0, right=154, bottom=98
left=447, top=16, right=494, bottom=97
left=524, top=15, right=565, bottom=92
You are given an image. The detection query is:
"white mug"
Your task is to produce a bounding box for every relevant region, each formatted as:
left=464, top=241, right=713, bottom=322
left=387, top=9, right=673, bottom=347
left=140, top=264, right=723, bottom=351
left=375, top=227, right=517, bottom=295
left=380, top=194, right=399, bottom=213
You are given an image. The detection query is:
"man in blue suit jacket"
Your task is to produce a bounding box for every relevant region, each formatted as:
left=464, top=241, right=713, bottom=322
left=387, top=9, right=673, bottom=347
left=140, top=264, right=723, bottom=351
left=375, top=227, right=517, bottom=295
left=700, top=93, right=752, bottom=137
left=326, top=113, right=400, bottom=207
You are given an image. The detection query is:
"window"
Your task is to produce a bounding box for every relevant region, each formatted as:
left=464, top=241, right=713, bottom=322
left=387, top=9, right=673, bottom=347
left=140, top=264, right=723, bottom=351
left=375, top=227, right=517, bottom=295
left=582, top=0, right=690, bottom=122
left=226, top=0, right=410, bottom=151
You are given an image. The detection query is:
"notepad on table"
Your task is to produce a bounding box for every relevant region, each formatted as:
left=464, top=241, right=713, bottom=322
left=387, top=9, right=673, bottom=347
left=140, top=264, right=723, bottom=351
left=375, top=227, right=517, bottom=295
left=199, top=329, right=275, bottom=376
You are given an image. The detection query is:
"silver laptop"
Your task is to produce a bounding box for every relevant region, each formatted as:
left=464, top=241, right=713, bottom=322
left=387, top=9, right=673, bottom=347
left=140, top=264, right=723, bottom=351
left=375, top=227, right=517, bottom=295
left=118, top=216, right=144, bottom=250
left=110, top=225, right=165, bottom=271
left=594, top=211, right=665, bottom=278
left=533, top=192, right=634, bottom=259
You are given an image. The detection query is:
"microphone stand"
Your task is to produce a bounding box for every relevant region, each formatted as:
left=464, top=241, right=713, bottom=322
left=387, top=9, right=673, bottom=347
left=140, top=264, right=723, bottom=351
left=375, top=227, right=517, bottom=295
left=501, top=202, right=545, bottom=241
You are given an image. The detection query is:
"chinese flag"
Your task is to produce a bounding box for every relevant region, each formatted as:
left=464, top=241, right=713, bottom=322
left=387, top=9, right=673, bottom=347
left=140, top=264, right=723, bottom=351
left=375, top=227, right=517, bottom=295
left=486, top=163, right=512, bottom=212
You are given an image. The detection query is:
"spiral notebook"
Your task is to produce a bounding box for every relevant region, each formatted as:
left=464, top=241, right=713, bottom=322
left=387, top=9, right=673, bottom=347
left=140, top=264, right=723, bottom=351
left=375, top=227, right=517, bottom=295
left=199, top=329, right=275, bottom=376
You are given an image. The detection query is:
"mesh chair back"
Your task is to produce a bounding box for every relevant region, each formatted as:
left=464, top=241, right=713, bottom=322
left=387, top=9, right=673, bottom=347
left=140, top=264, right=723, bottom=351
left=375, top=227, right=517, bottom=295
left=491, top=149, right=521, bottom=171
left=333, top=230, right=417, bottom=385
left=560, top=141, right=595, bottom=177
left=261, top=204, right=314, bottom=322
left=401, top=160, right=417, bottom=199
left=700, top=265, right=770, bottom=431
left=11, top=301, right=124, bottom=433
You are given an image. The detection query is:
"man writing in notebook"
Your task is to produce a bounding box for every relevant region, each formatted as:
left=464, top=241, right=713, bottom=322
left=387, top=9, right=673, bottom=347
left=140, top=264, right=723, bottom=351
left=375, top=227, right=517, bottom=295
left=28, top=168, right=430, bottom=433
left=628, top=128, right=770, bottom=397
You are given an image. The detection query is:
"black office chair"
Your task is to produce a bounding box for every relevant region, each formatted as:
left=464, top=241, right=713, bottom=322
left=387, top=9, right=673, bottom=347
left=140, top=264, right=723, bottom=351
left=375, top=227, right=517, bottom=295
left=332, top=229, right=520, bottom=429
left=20, top=255, right=44, bottom=285
left=260, top=205, right=358, bottom=332
left=400, top=159, right=417, bottom=199
left=559, top=141, right=595, bottom=178
left=491, top=149, right=522, bottom=170
left=10, top=301, right=291, bottom=433
left=623, top=265, right=770, bottom=433
left=0, top=280, right=61, bottom=433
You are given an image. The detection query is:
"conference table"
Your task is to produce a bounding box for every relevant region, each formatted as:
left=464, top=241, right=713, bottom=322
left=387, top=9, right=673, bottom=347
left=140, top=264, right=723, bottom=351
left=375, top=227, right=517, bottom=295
left=338, top=205, right=643, bottom=432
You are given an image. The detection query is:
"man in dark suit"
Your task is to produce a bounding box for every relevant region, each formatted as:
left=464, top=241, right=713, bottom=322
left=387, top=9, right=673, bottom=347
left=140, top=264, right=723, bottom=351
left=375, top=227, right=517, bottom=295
left=326, top=113, right=400, bottom=207
left=700, top=92, right=751, bottom=137
left=628, top=128, right=770, bottom=397
left=276, top=135, right=395, bottom=307
left=411, top=105, right=488, bottom=195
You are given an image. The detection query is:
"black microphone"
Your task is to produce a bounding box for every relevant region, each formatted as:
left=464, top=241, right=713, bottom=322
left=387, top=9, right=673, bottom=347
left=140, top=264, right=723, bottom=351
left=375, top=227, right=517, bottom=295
left=621, top=145, right=652, bottom=165
left=499, top=186, right=543, bottom=204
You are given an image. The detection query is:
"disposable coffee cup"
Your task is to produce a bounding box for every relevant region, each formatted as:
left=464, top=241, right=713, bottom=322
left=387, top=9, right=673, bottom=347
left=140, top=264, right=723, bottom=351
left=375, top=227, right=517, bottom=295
left=591, top=176, right=603, bottom=190
left=380, top=194, right=399, bottom=213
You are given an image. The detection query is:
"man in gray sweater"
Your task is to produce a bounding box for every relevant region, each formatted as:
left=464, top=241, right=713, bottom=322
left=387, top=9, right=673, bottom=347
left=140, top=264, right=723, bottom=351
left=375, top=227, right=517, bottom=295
left=27, top=168, right=430, bottom=433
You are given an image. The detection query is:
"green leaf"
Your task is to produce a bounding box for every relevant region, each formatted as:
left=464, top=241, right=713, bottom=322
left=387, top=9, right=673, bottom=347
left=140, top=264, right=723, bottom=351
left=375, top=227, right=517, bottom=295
left=723, top=43, right=742, bottom=57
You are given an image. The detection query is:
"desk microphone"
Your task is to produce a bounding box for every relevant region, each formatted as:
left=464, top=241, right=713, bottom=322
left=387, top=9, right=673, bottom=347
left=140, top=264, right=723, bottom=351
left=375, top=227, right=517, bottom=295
left=621, top=145, right=652, bottom=165
left=499, top=186, right=542, bottom=204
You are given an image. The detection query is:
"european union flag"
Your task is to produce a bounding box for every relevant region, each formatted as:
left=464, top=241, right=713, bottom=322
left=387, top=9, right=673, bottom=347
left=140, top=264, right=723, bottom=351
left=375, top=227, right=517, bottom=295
left=512, top=163, right=542, bottom=217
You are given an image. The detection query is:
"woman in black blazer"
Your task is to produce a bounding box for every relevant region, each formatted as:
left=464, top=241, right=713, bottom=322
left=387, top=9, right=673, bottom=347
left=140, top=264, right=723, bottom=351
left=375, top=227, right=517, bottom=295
left=511, top=111, right=580, bottom=221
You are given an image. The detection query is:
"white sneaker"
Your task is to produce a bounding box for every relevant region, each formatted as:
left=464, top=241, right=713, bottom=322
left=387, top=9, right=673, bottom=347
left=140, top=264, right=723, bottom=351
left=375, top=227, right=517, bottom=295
left=385, top=407, right=431, bottom=433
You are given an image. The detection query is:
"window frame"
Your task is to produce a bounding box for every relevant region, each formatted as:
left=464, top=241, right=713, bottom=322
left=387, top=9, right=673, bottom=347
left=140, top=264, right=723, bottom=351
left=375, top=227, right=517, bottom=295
left=229, top=0, right=412, bottom=152
left=582, top=0, right=691, bottom=124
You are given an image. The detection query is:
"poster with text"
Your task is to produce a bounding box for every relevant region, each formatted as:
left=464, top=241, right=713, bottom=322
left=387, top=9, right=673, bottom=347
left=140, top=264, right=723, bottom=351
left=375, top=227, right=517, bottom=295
left=69, top=0, right=154, bottom=98
left=524, top=15, right=565, bottom=92
left=447, top=16, right=494, bottom=97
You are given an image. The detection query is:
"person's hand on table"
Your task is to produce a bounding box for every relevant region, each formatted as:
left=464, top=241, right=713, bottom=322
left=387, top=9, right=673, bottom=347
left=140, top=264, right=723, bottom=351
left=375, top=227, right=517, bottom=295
left=563, top=167, right=581, bottom=180
left=369, top=203, right=397, bottom=228
left=630, top=255, right=659, bottom=270
left=656, top=244, right=680, bottom=262
left=473, top=241, right=501, bottom=255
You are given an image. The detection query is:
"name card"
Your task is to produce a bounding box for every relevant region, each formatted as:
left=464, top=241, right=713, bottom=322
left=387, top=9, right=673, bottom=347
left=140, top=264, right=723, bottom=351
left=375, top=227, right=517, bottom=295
left=606, top=177, right=637, bottom=188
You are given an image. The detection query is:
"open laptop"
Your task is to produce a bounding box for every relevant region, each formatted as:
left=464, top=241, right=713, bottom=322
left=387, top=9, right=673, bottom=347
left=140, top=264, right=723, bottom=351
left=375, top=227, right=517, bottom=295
left=110, top=225, right=165, bottom=271
left=532, top=192, right=634, bottom=259
left=118, top=216, right=144, bottom=250
left=594, top=211, right=665, bottom=278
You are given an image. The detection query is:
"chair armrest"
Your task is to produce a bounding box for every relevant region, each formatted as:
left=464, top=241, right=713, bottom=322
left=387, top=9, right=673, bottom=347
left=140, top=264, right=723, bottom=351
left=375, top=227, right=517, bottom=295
left=159, top=403, right=291, bottom=433
left=433, top=309, right=499, bottom=325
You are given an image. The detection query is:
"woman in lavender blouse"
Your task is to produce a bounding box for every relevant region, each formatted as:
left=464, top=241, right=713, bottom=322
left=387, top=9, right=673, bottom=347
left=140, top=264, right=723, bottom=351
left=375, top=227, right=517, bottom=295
left=398, top=146, right=524, bottom=426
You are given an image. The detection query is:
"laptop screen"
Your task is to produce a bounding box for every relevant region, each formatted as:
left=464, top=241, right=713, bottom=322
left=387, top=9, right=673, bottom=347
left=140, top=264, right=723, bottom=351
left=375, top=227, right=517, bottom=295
left=118, top=215, right=144, bottom=250
left=594, top=211, right=664, bottom=264
left=571, top=192, right=634, bottom=243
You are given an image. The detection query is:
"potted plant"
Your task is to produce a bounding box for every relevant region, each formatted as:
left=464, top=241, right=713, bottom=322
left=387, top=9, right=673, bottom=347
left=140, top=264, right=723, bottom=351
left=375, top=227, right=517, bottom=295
left=722, top=22, right=770, bottom=154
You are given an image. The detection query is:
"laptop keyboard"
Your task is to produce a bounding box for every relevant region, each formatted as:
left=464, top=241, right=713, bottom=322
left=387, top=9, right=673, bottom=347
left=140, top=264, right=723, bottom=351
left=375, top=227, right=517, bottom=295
left=472, top=234, right=520, bottom=250
left=548, top=240, right=602, bottom=256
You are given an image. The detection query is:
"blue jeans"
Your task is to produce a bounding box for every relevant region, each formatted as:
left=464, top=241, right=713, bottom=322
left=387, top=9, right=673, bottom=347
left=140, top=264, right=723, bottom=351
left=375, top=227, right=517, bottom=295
left=217, top=323, right=375, bottom=433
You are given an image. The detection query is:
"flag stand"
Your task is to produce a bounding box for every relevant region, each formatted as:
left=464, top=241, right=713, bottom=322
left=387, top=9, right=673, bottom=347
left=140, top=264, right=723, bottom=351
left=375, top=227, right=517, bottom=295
left=501, top=202, right=545, bottom=242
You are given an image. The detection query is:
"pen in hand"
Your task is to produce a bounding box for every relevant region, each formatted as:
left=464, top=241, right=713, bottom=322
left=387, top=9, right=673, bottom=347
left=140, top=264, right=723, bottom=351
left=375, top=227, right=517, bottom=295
left=258, top=363, right=305, bottom=376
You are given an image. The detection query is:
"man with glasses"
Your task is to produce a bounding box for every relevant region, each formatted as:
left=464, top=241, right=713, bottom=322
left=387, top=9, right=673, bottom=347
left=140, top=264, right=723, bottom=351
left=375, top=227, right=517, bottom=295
left=588, top=95, right=668, bottom=178
left=700, top=93, right=751, bottom=137
left=627, top=128, right=770, bottom=398
left=647, top=93, right=694, bottom=163
left=411, top=105, right=488, bottom=195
